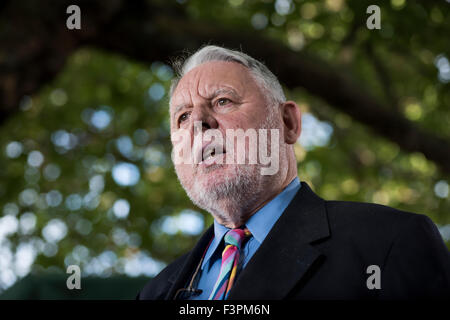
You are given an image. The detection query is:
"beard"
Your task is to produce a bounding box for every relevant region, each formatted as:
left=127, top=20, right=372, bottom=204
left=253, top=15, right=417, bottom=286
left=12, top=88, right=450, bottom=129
left=172, top=107, right=282, bottom=226
left=180, top=161, right=267, bottom=226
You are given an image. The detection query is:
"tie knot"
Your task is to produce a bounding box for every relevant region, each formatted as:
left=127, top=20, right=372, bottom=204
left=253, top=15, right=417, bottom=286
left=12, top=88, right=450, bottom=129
left=224, top=228, right=251, bottom=249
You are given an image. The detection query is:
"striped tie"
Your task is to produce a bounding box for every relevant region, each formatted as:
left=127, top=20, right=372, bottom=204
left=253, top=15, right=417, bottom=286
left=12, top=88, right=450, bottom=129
left=209, top=227, right=251, bottom=300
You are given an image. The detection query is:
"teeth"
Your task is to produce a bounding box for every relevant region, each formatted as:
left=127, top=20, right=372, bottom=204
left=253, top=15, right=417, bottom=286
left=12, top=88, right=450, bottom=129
left=202, top=145, right=224, bottom=161
left=203, top=147, right=213, bottom=160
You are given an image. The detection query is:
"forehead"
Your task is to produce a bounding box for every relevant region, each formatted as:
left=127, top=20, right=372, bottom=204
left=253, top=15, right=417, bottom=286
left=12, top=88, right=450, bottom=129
left=170, top=61, right=258, bottom=110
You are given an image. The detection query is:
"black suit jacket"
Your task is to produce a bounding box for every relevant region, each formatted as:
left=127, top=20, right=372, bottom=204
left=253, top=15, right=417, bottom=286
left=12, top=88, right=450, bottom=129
left=137, top=182, right=450, bottom=299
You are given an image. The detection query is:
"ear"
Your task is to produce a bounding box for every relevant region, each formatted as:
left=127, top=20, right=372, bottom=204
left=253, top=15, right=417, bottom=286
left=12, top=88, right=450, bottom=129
left=280, top=101, right=301, bottom=145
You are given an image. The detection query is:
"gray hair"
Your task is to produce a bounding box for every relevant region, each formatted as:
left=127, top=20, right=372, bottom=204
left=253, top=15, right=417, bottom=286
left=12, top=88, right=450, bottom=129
left=169, top=45, right=286, bottom=106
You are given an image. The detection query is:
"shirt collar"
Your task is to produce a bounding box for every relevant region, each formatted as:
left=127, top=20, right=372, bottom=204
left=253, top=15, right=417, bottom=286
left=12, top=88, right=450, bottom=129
left=245, top=177, right=300, bottom=243
left=201, top=177, right=301, bottom=269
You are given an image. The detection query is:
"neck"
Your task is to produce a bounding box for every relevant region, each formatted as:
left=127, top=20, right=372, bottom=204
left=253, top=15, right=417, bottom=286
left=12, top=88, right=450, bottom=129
left=214, top=172, right=297, bottom=229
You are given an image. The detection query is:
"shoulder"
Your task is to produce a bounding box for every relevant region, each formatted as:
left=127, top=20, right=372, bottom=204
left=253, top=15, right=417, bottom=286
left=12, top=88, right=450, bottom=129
left=322, top=200, right=450, bottom=298
left=324, top=199, right=427, bottom=235
left=297, top=182, right=426, bottom=241
left=322, top=200, right=441, bottom=258
left=137, top=252, right=190, bottom=300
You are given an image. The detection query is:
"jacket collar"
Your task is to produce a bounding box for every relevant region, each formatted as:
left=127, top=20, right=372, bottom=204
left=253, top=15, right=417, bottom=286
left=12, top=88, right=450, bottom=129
left=227, top=181, right=330, bottom=299
left=166, top=181, right=330, bottom=300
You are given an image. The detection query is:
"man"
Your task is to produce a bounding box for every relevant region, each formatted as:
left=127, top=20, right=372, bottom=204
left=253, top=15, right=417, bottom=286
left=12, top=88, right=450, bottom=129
left=137, top=45, right=450, bottom=300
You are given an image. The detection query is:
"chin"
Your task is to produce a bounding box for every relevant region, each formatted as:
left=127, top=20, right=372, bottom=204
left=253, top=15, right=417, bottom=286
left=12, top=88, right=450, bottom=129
left=195, top=164, right=236, bottom=191
left=177, top=162, right=266, bottom=217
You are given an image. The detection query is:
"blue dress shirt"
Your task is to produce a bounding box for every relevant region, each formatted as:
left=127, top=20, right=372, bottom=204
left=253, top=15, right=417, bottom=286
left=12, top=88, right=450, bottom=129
left=188, top=177, right=301, bottom=300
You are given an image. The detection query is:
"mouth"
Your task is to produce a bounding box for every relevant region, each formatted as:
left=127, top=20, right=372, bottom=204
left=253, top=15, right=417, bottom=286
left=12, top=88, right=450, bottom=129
left=198, top=143, right=226, bottom=166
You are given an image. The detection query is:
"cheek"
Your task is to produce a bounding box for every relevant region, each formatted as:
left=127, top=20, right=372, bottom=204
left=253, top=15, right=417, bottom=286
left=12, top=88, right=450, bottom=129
left=222, top=114, right=255, bottom=130
left=227, top=104, right=269, bottom=130
left=174, top=163, right=195, bottom=183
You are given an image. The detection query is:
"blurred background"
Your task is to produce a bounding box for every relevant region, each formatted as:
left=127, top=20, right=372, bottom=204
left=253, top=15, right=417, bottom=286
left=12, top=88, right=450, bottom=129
left=0, top=0, right=449, bottom=299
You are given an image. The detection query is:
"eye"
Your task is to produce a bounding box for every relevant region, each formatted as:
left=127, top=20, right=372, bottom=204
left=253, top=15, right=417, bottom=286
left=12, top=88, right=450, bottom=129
left=216, top=98, right=231, bottom=106
left=178, top=112, right=190, bottom=124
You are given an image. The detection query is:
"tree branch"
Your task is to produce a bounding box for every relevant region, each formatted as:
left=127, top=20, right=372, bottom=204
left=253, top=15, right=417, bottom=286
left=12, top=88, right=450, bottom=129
left=364, top=42, right=400, bottom=111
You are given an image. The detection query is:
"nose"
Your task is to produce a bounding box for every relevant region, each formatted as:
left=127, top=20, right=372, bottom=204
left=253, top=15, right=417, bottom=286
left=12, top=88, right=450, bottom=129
left=190, top=105, right=218, bottom=136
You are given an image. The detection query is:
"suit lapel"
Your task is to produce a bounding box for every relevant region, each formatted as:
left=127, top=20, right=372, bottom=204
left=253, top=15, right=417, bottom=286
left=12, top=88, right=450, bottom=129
left=165, top=226, right=214, bottom=300
left=227, top=182, right=330, bottom=300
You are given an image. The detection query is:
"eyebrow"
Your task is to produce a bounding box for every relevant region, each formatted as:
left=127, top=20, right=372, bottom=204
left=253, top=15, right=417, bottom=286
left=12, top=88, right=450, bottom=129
left=209, top=88, right=241, bottom=100
left=171, top=88, right=241, bottom=119
left=173, top=104, right=188, bottom=117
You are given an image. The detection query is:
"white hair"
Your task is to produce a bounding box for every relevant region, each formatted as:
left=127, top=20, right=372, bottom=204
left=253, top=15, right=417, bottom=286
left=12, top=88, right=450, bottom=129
left=169, top=45, right=286, bottom=106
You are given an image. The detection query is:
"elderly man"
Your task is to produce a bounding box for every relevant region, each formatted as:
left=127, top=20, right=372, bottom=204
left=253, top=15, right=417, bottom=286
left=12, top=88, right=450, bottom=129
left=137, top=45, right=450, bottom=300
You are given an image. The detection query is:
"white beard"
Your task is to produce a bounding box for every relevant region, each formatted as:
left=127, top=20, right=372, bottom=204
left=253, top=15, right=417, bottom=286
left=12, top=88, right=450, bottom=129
left=186, top=162, right=265, bottom=226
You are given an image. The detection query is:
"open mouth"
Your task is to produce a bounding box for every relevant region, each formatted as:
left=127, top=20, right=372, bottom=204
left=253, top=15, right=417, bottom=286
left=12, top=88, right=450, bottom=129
left=201, top=143, right=226, bottom=163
